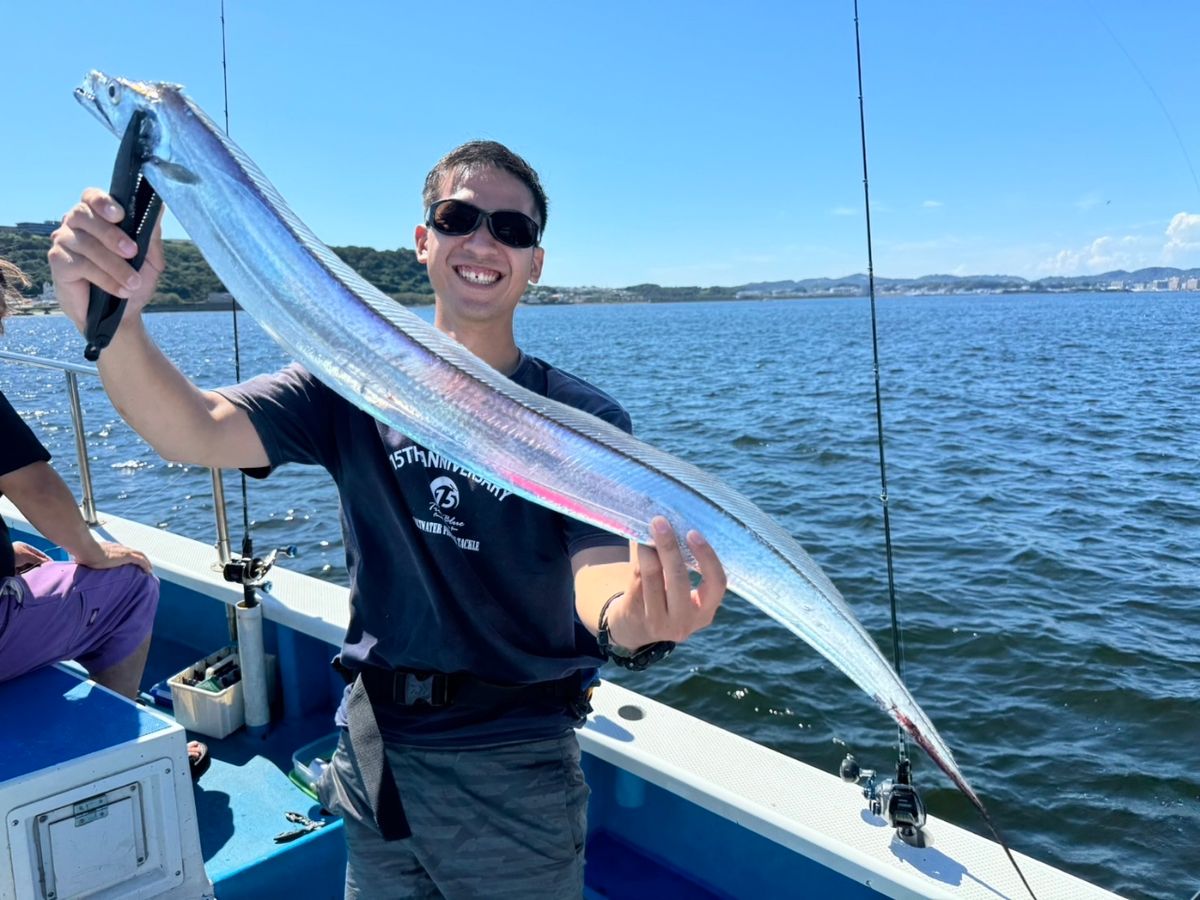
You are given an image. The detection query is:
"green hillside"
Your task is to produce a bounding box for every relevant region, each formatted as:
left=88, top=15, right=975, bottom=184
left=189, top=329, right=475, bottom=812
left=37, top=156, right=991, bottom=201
left=0, top=232, right=434, bottom=306
left=6, top=230, right=1197, bottom=306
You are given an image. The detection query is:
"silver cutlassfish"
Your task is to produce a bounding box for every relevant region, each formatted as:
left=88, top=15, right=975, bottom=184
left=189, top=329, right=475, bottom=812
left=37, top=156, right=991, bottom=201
left=74, top=73, right=1025, bottom=872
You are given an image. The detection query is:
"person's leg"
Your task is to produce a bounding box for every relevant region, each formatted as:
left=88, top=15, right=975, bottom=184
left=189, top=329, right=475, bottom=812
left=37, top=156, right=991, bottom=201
left=5, top=562, right=159, bottom=695
left=69, top=565, right=159, bottom=696
left=315, top=729, right=588, bottom=900
left=0, top=566, right=86, bottom=681
left=395, top=734, right=589, bottom=900
left=316, top=731, right=442, bottom=900
left=90, top=632, right=152, bottom=698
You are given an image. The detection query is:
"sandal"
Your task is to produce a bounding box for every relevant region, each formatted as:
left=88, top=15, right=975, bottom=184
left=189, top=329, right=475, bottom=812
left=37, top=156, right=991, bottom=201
left=188, top=740, right=211, bottom=781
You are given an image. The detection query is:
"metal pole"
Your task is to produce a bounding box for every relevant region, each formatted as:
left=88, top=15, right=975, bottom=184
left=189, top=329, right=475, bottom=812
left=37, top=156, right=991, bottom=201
left=211, top=468, right=232, bottom=566
left=210, top=468, right=239, bottom=641
left=64, top=371, right=98, bottom=526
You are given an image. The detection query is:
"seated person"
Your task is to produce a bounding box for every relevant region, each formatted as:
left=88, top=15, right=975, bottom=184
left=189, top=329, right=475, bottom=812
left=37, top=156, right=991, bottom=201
left=0, top=259, right=206, bottom=777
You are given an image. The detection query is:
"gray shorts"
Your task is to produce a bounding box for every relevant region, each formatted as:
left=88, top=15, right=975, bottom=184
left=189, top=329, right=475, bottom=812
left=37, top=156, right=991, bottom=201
left=316, top=729, right=589, bottom=900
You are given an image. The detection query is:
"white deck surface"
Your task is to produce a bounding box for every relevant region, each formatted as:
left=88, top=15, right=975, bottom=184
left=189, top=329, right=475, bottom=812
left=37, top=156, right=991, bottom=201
left=581, top=680, right=1124, bottom=899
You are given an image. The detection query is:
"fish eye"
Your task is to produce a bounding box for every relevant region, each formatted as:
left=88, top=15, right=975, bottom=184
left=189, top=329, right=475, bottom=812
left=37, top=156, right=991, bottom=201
left=107, top=82, right=121, bottom=103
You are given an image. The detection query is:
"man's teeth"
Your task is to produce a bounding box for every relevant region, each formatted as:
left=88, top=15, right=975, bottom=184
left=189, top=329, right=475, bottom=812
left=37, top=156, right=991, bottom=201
left=456, top=266, right=500, bottom=285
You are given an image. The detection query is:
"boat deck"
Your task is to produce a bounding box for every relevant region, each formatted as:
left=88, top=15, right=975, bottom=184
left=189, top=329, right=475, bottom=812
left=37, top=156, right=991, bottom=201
left=1, top=498, right=1127, bottom=899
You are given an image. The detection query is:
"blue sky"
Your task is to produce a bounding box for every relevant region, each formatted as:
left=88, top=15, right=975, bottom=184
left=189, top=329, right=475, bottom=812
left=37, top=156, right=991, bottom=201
left=4, top=1, right=1198, bottom=287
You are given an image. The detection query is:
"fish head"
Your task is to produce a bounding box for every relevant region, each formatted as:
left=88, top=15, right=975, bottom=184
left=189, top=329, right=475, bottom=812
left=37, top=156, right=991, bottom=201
left=75, top=71, right=200, bottom=184
left=74, top=71, right=167, bottom=137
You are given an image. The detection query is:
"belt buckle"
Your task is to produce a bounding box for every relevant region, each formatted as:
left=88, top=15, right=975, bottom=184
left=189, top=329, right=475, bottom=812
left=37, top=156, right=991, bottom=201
left=567, top=684, right=595, bottom=720
left=403, top=673, right=439, bottom=706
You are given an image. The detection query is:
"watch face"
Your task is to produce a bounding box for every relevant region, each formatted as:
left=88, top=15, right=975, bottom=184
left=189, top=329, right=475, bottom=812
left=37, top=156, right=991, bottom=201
left=617, top=641, right=675, bottom=671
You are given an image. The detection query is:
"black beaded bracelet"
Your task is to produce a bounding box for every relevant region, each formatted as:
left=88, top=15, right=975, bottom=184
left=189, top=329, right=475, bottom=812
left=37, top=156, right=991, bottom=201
left=595, top=592, right=626, bottom=660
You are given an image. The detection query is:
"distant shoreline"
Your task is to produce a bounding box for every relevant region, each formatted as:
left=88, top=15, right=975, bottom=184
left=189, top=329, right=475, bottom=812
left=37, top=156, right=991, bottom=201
left=9, top=289, right=1200, bottom=321
left=9, top=286, right=1198, bottom=320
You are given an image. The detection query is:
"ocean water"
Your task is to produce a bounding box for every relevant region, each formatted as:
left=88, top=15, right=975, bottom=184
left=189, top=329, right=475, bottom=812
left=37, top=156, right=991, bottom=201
left=2, top=294, right=1197, bottom=899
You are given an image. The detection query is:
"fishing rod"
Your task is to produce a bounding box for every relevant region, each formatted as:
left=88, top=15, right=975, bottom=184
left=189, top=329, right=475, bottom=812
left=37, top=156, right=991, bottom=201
left=837, top=6, right=1038, bottom=898
left=214, top=0, right=293, bottom=599
left=212, top=0, right=293, bottom=738
left=836, top=0, right=923, bottom=848
left=214, top=0, right=263, bottom=597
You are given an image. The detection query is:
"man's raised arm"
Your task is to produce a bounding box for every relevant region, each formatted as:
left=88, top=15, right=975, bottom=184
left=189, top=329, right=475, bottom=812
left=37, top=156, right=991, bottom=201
left=48, top=188, right=268, bottom=470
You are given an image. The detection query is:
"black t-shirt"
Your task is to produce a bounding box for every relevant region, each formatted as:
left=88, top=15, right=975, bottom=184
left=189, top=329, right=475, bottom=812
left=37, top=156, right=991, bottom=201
left=0, top=388, right=53, bottom=578
left=219, top=353, right=632, bottom=747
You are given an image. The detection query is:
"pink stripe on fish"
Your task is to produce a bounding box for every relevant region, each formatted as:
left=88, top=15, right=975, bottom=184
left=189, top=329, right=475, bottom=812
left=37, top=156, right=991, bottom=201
left=506, top=471, right=627, bottom=535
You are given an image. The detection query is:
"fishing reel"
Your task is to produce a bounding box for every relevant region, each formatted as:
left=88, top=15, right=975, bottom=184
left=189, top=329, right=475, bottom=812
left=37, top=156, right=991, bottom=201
left=222, top=544, right=297, bottom=592
left=840, top=754, right=927, bottom=848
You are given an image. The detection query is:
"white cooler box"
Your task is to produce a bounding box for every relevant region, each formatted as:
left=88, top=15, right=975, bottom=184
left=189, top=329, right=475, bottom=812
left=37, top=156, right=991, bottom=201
left=0, top=665, right=212, bottom=900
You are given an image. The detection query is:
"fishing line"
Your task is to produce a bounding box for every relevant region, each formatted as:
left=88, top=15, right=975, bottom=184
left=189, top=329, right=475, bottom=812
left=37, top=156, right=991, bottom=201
left=850, top=0, right=905, bottom=756
left=219, top=0, right=254, bottom=564
left=1089, top=5, right=1200, bottom=200
left=851, top=5, right=1036, bottom=896
left=215, top=0, right=277, bottom=739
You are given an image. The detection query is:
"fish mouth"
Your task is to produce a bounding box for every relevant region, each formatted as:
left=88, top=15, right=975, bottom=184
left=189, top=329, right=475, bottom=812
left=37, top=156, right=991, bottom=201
left=74, top=71, right=119, bottom=135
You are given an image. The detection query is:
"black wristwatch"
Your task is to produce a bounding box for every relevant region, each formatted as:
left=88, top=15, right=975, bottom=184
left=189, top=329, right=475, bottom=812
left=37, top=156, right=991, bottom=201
left=596, top=592, right=675, bottom=671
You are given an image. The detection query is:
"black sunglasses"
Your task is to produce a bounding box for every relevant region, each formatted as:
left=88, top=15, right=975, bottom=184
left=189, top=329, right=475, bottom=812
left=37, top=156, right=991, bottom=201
left=425, top=199, right=541, bottom=249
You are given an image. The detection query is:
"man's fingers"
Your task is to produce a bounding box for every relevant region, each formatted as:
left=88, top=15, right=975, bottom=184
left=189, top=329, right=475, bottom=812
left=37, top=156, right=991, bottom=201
left=621, top=520, right=728, bottom=647
left=73, top=228, right=143, bottom=289
left=129, top=550, right=153, bottom=574
left=687, top=529, right=726, bottom=613
left=49, top=246, right=132, bottom=300
left=636, top=538, right=665, bottom=617
left=650, top=516, right=690, bottom=615
left=101, top=543, right=154, bottom=574
left=147, top=215, right=166, bottom=268
left=59, top=194, right=140, bottom=261
left=81, top=187, right=125, bottom=224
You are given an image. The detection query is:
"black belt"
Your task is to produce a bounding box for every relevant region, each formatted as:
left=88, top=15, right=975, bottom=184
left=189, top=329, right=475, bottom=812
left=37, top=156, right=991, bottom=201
left=336, top=660, right=587, bottom=710
left=334, top=658, right=594, bottom=842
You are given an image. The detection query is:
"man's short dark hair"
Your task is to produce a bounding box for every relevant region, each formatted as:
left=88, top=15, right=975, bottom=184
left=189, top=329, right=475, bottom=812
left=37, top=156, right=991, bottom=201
left=423, top=141, right=549, bottom=232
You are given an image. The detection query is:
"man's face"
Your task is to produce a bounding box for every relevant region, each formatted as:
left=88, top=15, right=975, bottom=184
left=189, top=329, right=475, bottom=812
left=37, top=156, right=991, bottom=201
left=415, top=165, right=544, bottom=329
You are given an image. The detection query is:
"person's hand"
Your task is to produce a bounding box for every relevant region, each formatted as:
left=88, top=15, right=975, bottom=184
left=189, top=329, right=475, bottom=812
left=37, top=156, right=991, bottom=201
left=608, top=516, right=726, bottom=650
left=74, top=541, right=153, bottom=574
left=48, top=188, right=165, bottom=333
left=11, top=542, right=51, bottom=573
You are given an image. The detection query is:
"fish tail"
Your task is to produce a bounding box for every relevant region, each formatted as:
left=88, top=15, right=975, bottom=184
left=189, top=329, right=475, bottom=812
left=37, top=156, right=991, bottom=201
left=897, top=712, right=1039, bottom=900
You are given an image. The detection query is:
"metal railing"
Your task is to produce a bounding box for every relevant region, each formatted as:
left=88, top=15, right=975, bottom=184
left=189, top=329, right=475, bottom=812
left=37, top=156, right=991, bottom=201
left=0, top=349, right=232, bottom=564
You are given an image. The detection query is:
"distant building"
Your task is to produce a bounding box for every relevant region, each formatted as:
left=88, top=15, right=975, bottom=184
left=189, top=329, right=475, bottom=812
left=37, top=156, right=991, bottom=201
left=0, top=221, right=59, bottom=236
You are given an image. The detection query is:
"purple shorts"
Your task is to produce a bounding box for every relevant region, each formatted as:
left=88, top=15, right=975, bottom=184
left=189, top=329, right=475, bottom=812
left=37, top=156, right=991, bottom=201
left=0, top=562, right=159, bottom=682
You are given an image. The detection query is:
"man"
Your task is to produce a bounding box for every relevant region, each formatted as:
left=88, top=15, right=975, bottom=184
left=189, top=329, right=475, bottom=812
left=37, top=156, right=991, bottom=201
left=49, top=141, right=726, bottom=898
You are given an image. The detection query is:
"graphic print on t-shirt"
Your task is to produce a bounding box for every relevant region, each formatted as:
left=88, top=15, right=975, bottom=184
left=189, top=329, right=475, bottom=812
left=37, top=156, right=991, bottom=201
left=388, top=443, right=513, bottom=553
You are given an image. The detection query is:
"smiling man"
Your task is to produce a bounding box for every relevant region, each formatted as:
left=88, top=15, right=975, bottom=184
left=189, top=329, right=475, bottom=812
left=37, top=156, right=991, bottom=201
left=418, top=149, right=545, bottom=360
left=48, top=140, right=726, bottom=899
